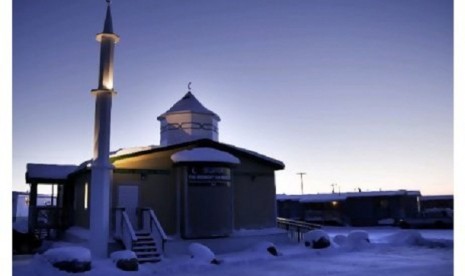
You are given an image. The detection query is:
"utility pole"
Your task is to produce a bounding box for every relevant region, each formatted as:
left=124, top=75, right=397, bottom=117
left=331, top=183, right=337, bottom=194
left=297, top=172, right=306, bottom=195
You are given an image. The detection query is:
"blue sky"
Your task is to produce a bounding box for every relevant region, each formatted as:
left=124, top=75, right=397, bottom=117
left=13, top=0, right=453, bottom=195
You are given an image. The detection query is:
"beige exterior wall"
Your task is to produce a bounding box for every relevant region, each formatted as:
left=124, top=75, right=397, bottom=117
left=112, top=149, right=180, bottom=234
left=232, top=157, right=277, bottom=229
left=72, top=171, right=91, bottom=228
left=71, top=146, right=280, bottom=235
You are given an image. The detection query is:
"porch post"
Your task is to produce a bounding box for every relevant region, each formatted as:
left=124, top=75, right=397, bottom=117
left=28, top=182, right=38, bottom=234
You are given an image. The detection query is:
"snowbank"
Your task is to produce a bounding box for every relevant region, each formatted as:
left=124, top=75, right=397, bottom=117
left=110, top=250, right=139, bottom=271
left=303, top=229, right=331, bottom=249
left=384, top=230, right=453, bottom=248
left=332, top=234, right=347, bottom=246
left=330, top=230, right=371, bottom=250
left=110, top=250, right=137, bottom=262
left=252, top=241, right=281, bottom=256
left=348, top=230, right=370, bottom=243
left=37, top=246, right=92, bottom=274
left=345, top=230, right=371, bottom=250
left=31, top=254, right=69, bottom=276
left=43, top=246, right=91, bottom=263
left=189, top=243, right=221, bottom=264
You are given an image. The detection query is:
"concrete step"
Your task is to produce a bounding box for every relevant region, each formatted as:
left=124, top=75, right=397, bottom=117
left=138, top=256, right=162, bottom=263
left=133, top=245, right=158, bottom=251
left=133, top=240, right=156, bottom=245
left=131, top=232, right=162, bottom=263
left=136, top=236, right=153, bottom=241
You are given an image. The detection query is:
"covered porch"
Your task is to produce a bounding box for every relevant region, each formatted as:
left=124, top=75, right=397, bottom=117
left=25, top=164, right=78, bottom=239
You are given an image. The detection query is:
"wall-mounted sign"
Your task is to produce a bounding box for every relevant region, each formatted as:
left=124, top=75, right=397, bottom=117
left=188, top=166, right=231, bottom=187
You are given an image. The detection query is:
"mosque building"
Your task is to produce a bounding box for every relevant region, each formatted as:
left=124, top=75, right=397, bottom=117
left=25, top=1, right=285, bottom=261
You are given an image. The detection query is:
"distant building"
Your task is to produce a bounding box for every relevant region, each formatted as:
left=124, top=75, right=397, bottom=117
left=277, top=190, right=421, bottom=226
left=420, top=195, right=453, bottom=210
left=12, top=191, right=55, bottom=222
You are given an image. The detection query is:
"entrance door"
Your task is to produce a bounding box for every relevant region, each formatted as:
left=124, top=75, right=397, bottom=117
left=117, top=185, right=139, bottom=227
left=183, top=165, right=233, bottom=238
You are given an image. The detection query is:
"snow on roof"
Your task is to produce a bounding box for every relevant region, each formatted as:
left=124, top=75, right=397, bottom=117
left=158, top=92, right=220, bottom=120
left=277, top=190, right=421, bottom=203
left=111, top=145, right=158, bottom=157
left=110, top=140, right=284, bottom=168
left=277, top=193, right=348, bottom=203
left=222, top=142, right=285, bottom=168
left=171, top=147, right=240, bottom=164
left=74, top=145, right=159, bottom=170
left=74, top=139, right=283, bottom=172
left=26, top=163, right=78, bottom=181
left=346, top=190, right=421, bottom=198
left=299, top=194, right=348, bottom=203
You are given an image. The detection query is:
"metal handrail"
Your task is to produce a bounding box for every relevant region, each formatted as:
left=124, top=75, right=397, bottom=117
left=277, top=217, right=321, bottom=229
left=115, top=207, right=137, bottom=250
left=277, top=217, right=321, bottom=242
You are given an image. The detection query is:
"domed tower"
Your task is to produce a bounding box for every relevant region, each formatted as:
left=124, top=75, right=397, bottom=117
left=158, top=86, right=220, bottom=146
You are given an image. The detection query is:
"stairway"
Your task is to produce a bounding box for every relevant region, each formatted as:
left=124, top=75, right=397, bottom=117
left=132, top=231, right=162, bottom=263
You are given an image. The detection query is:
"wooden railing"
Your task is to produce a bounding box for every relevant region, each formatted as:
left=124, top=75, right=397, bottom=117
left=140, top=208, right=168, bottom=252
left=29, top=206, right=67, bottom=239
left=114, top=208, right=137, bottom=250
left=277, top=217, right=321, bottom=242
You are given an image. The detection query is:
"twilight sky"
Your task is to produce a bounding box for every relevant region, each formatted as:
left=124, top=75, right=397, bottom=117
left=13, top=0, right=453, bottom=195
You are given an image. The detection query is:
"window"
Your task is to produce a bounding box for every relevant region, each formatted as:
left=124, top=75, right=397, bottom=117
left=84, top=183, right=89, bottom=210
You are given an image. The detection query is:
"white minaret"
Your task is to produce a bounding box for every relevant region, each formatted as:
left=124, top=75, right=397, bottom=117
left=89, top=0, right=119, bottom=258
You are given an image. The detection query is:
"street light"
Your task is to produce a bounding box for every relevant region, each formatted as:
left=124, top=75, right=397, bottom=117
left=297, top=172, right=306, bottom=195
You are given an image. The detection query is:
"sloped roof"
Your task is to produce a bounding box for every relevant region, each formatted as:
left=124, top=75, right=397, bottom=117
left=59, top=139, right=284, bottom=180
left=157, top=92, right=220, bottom=120
left=111, top=139, right=284, bottom=170
left=276, top=194, right=347, bottom=202
left=420, top=195, right=453, bottom=201
left=26, top=163, right=78, bottom=183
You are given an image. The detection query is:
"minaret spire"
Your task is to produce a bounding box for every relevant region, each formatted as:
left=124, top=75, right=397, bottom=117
left=89, top=0, right=120, bottom=259
left=103, top=0, right=114, bottom=34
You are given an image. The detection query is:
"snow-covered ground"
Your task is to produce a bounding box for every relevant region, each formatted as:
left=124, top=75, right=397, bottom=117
left=13, top=227, right=454, bottom=276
